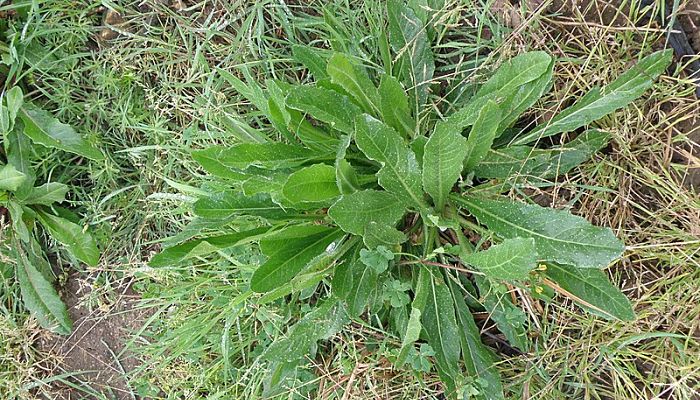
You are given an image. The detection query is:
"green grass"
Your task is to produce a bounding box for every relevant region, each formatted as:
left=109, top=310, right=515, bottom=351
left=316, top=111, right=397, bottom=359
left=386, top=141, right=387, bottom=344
left=1, top=0, right=698, bottom=399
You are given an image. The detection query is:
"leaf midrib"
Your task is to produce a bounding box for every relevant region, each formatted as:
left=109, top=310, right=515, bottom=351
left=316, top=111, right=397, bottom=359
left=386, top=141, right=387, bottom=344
left=462, top=197, right=621, bottom=252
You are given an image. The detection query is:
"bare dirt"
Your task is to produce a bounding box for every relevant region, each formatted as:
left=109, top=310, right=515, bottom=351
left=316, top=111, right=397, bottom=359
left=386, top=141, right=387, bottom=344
left=36, top=274, right=150, bottom=400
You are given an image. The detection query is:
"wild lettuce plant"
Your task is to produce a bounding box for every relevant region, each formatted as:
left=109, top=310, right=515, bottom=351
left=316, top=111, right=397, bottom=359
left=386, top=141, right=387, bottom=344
left=153, top=2, right=671, bottom=397
left=1, top=84, right=102, bottom=334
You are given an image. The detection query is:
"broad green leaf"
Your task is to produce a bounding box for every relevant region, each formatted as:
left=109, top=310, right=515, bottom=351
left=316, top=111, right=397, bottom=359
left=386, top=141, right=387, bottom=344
left=464, top=100, right=502, bottom=171
left=445, top=51, right=552, bottom=133
left=332, top=245, right=380, bottom=317
left=286, top=86, right=362, bottom=133
left=192, top=143, right=320, bottom=171
left=194, top=191, right=294, bottom=220
left=328, top=190, right=405, bottom=236
left=463, top=238, right=536, bottom=281
left=379, top=75, right=413, bottom=138
left=282, top=164, right=340, bottom=206
left=251, top=226, right=344, bottom=292
left=1, top=86, right=23, bottom=133
left=36, top=210, right=100, bottom=266
left=497, top=59, right=553, bottom=131
left=387, top=0, right=435, bottom=107
left=475, top=276, right=530, bottom=352
left=421, top=268, right=461, bottom=394
left=292, top=45, right=328, bottom=79
left=262, top=300, right=348, bottom=394
left=289, top=110, right=340, bottom=152
left=354, top=115, right=427, bottom=209
left=0, top=164, right=26, bottom=191
left=396, top=307, right=422, bottom=366
left=514, top=50, right=672, bottom=145
left=19, top=103, right=103, bottom=161
left=545, top=263, right=635, bottom=321
left=449, top=278, right=505, bottom=400
left=363, top=221, right=406, bottom=249
left=455, top=195, right=625, bottom=268
left=475, top=129, right=611, bottom=179
left=410, top=136, right=428, bottom=169
left=7, top=202, right=30, bottom=243
left=149, top=227, right=271, bottom=267
left=19, top=182, right=69, bottom=205
left=327, top=53, right=379, bottom=115
left=422, top=121, right=468, bottom=211
left=15, top=241, right=72, bottom=335
left=335, top=135, right=361, bottom=194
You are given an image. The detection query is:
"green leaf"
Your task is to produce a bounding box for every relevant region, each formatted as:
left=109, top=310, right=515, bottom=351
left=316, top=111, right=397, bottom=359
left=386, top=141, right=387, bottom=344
left=387, top=0, right=435, bottom=107
left=262, top=300, right=348, bottom=394
left=396, top=307, right=422, bottom=367
left=19, top=182, right=69, bottom=205
left=15, top=240, right=72, bottom=335
left=286, top=86, right=362, bottom=134
left=545, top=263, right=635, bottom=321
left=363, top=221, right=406, bottom=249
left=327, top=53, right=379, bottom=115
left=251, top=225, right=344, bottom=292
left=359, top=245, right=394, bottom=274
left=0, top=163, right=26, bottom=191
left=378, top=74, right=413, bottom=138
left=444, top=51, right=552, bottom=134
left=149, top=227, right=271, bottom=267
left=36, top=210, right=100, bottom=266
left=354, top=115, right=427, bottom=209
left=463, top=238, right=536, bottom=281
left=464, top=100, right=503, bottom=171
left=19, top=103, right=103, bottom=161
left=422, top=120, right=468, bottom=211
left=194, top=191, right=294, bottom=220
left=292, top=45, right=329, bottom=79
left=421, top=268, right=461, bottom=394
left=455, top=195, right=625, bottom=268
left=475, top=276, right=530, bottom=352
left=217, top=67, right=269, bottom=114
left=449, top=278, right=505, bottom=400
left=335, top=135, right=361, bottom=194
left=514, top=50, right=672, bottom=145
left=192, top=143, right=320, bottom=171
left=328, top=190, right=405, bottom=236
left=282, top=164, right=340, bottom=206
left=333, top=246, right=380, bottom=317
left=1, top=86, right=23, bottom=133
left=475, top=129, right=611, bottom=179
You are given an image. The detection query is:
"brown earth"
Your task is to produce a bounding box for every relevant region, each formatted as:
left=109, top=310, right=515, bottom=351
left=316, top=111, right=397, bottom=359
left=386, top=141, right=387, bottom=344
left=36, top=274, right=150, bottom=400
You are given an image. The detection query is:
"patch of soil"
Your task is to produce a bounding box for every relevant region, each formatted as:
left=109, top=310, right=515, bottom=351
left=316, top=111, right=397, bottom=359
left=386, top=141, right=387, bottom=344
left=37, top=274, right=150, bottom=400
